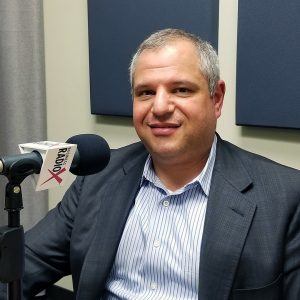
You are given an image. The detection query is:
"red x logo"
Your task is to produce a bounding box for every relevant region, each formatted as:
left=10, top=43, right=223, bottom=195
left=41, top=167, right=66, bottom=185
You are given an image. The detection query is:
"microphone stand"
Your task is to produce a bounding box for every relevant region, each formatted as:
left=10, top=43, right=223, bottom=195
left=0, top=157, right=41, bottom=300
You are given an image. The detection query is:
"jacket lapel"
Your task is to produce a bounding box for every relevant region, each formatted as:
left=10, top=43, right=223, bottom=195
left=198, top=139, right=257, bottom=300
left=76, top=150, right=148, bottom=299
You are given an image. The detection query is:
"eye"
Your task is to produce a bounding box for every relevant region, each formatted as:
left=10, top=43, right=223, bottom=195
left=173, top=87, right=192, bottom=96
left=177, top=88, right=189, bottom=93
left=141, top=90, right=155, bottom=96
left=136, top=90, right=155, bottom=98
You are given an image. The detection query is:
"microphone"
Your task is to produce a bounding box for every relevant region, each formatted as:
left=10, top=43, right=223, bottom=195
left=66, top=134, right=110, bottom=176
left=0, top=134, right=110, bottom=178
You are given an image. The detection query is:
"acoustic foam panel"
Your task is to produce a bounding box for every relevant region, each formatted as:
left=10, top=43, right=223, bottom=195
left=88, top=0, right=219, bottom=116
left=236, top=1, right=300, bottom=129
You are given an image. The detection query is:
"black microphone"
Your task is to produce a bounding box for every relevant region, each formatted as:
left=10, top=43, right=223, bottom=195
left=66, top=134, right=110, bottom=176
left=0, top=134, right=110, bottom=177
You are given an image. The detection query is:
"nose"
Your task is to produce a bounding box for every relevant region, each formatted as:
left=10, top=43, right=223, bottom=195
left=151, top=88, right=174, bottom=117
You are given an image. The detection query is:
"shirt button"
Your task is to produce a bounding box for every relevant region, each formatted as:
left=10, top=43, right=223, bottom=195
left=150, top=282, right=157, bottom=290
left=162, top=200, right=170, bottom=207
left=153, top=240, right=160, bottom=248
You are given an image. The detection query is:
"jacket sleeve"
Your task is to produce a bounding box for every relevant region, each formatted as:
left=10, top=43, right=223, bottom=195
left=284, top=196, right=300, bottom=299
left=0, top=176, right=84, bottom=300
left=0, top=283, right=5, bottom=300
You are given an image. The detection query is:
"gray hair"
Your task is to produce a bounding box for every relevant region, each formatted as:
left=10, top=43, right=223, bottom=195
left=129, top=28, right=220, bottom=96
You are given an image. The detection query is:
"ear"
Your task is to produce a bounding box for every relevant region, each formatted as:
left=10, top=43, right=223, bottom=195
left=212, top=80, right=226, bottom=118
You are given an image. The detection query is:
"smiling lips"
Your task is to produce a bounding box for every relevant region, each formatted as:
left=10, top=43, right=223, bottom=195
left=148, top=122, right=181, bottom=136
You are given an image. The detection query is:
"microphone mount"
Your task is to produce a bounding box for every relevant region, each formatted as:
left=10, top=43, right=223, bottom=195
left=0, top=152, right=42, bottom=300
left=0, top=151, right=42, bottom=183
left=0, top=134, right=110, bottom=299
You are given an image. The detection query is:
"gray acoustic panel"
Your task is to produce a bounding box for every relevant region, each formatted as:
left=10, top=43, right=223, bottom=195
left=236, top=1, right=300, bottom=129
left=88, top=0, right=219, bottom=116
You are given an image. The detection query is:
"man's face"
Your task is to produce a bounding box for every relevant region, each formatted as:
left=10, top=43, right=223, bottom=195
left=132, top=40, right=225, bottom=163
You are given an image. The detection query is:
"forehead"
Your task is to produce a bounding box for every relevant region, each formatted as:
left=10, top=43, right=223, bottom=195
left=136, top=40, right=199, bottom=68
left=133, top=40, right=205, bottom=86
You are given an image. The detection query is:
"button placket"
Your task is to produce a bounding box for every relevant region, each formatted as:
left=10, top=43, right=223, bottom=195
left=150, top=282, right=157, bottom=290
left=153, top=240, right=160, bottom=248
left=162, top=200, right=170, bottom=207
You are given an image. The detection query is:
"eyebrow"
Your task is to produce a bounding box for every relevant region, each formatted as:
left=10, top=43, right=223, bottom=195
left=134, top=80, right=199, bottom=90
left=171, top=80, right=197, bottom=86
left=134, top=84, right=150, bottom=91
left=170, top=80, right=200, bottom=90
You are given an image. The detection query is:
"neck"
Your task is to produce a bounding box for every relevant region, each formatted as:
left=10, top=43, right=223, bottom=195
left=151, top=149, right=211, bottom=192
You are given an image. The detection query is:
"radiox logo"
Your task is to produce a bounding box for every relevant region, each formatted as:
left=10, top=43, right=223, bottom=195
left=41, top=148, right=70, bottom=185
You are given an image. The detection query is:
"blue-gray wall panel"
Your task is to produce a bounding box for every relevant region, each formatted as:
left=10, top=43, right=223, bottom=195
left=88, top=0, right=219, bottom=116
left=236, top=1, right=300, bottom=129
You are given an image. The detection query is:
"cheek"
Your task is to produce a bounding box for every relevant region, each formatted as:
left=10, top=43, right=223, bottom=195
left=133, top=101, right=151, bottom=125
left=132, top=112, right=141, bottom=131
left=181, top=102, right=216, bottom=128
left=133, top=102, right=142, bottom=124
left=176, top=102, right=205, bottom=121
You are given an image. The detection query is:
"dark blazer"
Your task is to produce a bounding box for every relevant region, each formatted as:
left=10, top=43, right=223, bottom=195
left=1, top=136, right=300, bottom=299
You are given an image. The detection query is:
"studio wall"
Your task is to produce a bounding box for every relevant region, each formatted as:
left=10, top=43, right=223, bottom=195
left=43, top=0, right=300, bottom=289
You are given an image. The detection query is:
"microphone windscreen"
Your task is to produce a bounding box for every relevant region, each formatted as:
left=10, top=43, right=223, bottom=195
left=66, top=134, right=110, bottom=176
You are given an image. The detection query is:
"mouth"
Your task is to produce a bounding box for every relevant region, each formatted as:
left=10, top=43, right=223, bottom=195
left=148, top=122, right=181, bottom=136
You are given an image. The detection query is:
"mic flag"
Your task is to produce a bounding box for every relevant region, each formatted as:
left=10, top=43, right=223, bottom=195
left=19, top=141, right=77, bottom=191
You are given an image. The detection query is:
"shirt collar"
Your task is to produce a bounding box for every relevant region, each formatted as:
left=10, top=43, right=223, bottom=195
left=140, top=135, right=217, bottom=197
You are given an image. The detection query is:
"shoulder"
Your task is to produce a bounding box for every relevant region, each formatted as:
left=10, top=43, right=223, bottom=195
left=107, top=141, right=148, bottom=173
left=217, top=137, right=300, bottom=197
left=220, top=138, right=300, bottom=175
left=214, top=137, right=300, bottom=223
left=73, top=141, right=148, bottom=187
left=110, top=141, right=147, bottom=162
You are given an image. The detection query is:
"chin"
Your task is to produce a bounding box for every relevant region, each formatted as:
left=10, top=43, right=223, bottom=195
left=148, top=144, right=183, bottom=159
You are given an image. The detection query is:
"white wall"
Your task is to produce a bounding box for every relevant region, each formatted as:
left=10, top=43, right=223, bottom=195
left=43, top=0, right=300, bottom=290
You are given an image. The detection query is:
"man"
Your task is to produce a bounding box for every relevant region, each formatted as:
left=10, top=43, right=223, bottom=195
left=1, top=28, right=300, bottom=299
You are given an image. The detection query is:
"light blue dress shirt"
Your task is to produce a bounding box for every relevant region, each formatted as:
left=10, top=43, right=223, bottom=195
left=103, top=136, right=217, bottom=299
